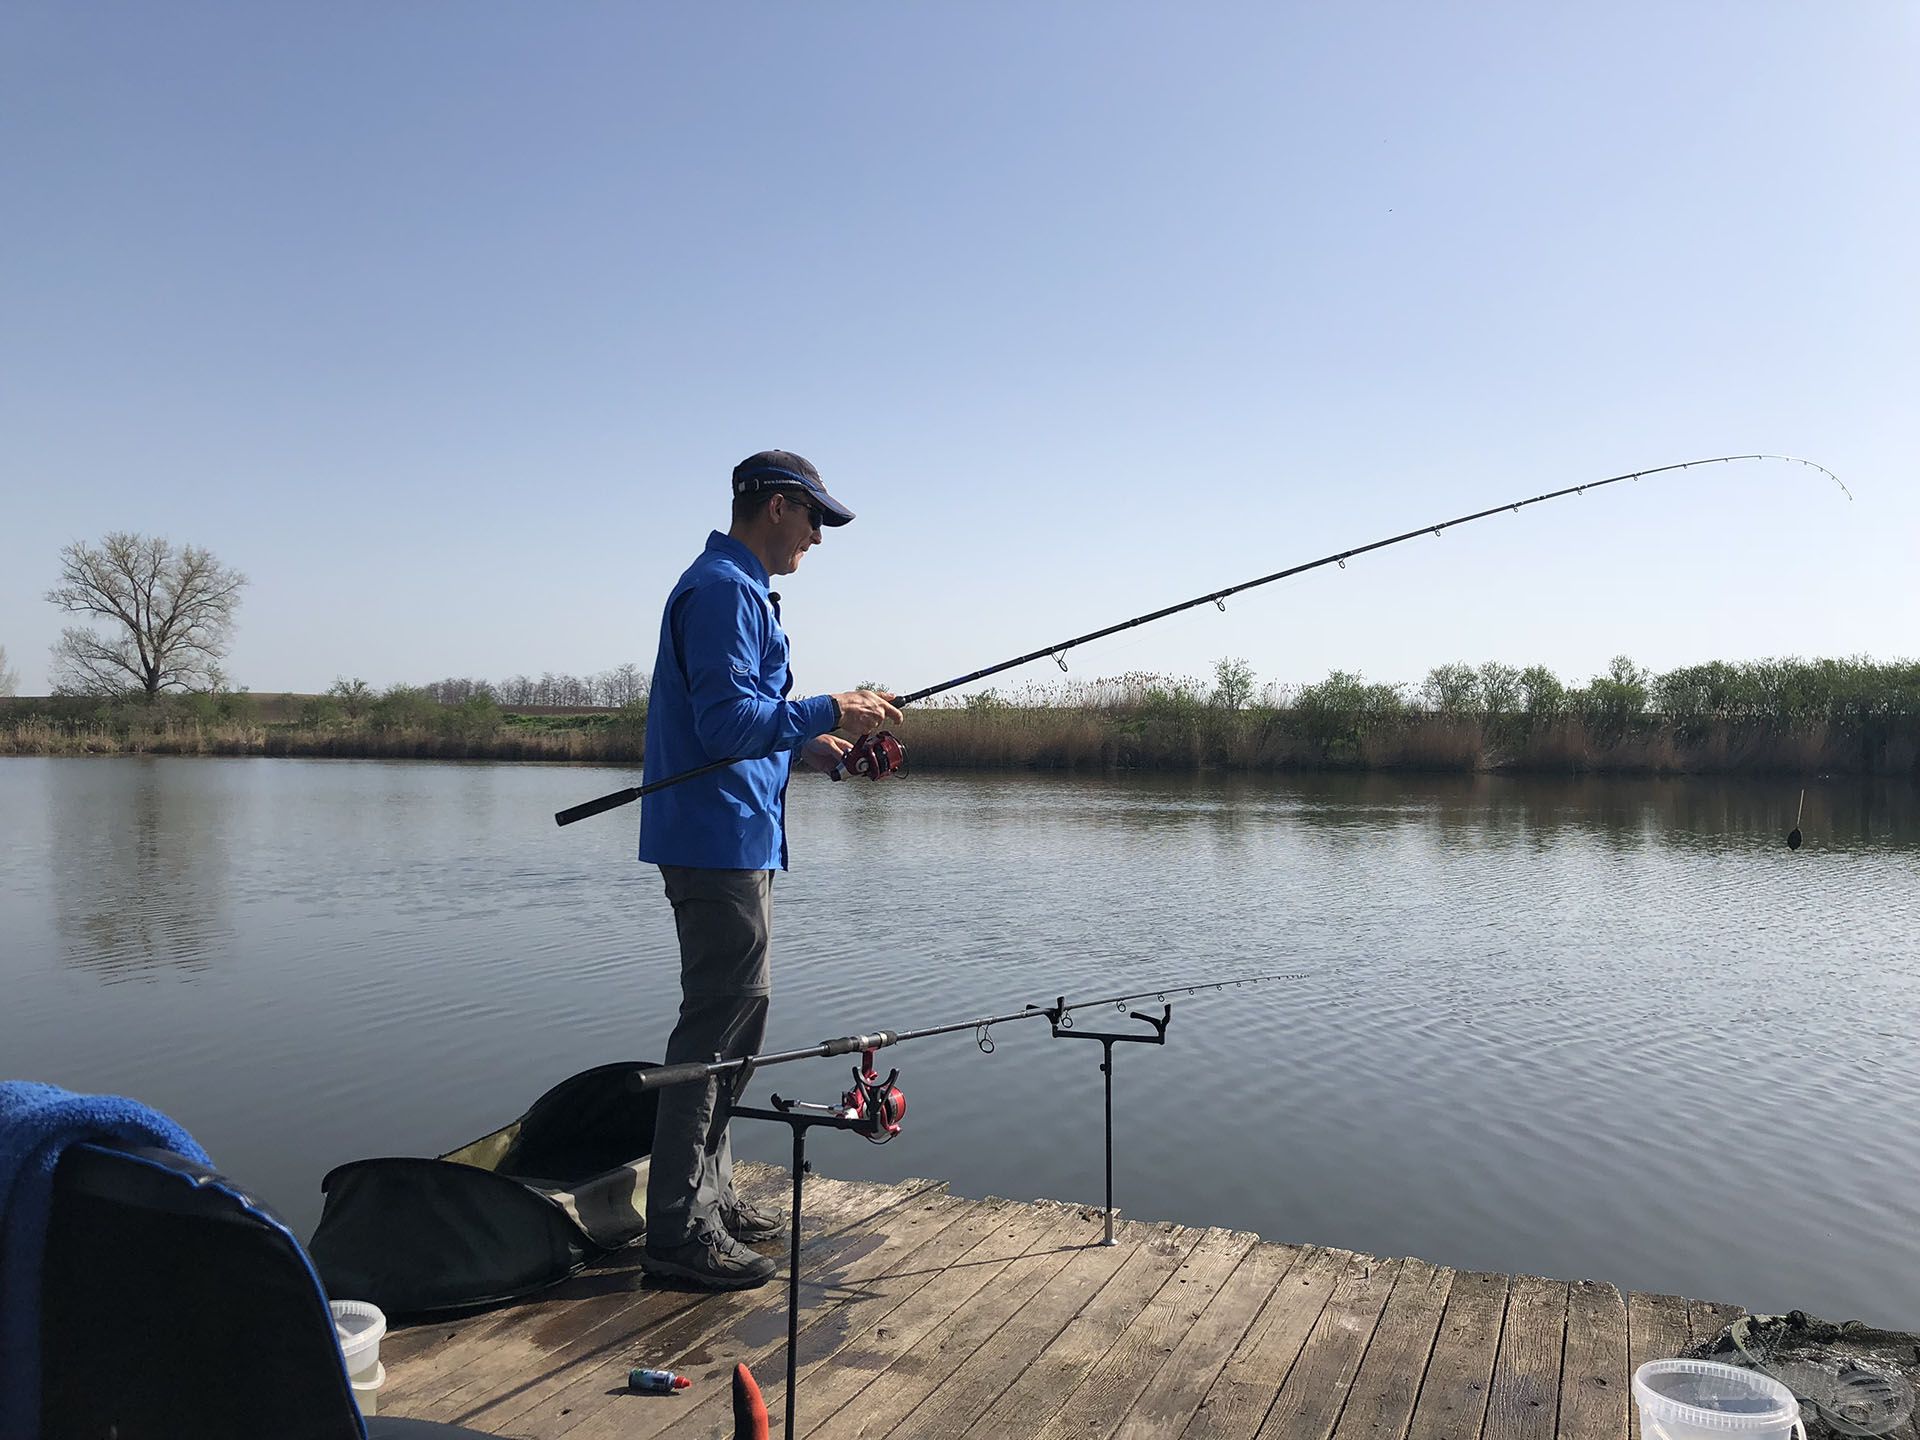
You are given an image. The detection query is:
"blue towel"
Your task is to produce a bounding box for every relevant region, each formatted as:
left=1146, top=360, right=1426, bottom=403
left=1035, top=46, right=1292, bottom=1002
left=0, top=1080, right=210, bottom=1440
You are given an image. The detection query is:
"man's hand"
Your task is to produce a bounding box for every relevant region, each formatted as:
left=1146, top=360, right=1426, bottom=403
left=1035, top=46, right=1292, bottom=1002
left=830, top=689, right=902, bottom=734
left=799, top=734, right=854, bottom=774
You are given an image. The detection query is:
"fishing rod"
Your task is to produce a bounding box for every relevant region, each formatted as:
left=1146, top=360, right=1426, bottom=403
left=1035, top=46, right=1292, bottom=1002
left=665, top=968, right=1298, bottom=1439
left=630, top=968, right=1298, bottom=1096
left=556, top=452, right=1846, bottom=827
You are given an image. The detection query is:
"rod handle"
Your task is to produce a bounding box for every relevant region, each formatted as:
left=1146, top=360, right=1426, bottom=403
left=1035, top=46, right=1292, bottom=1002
left=554, top=787, right=642, bottom=827
left=632, top=1061, right=719, bottom=1091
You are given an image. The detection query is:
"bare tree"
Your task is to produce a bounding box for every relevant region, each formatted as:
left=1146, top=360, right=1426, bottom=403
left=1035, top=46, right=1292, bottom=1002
left=529, top=671, right=592, bottom=707
left=423, top=676, right=496, bottom=704
left=45, top=533, right=248, bottom=699
left=595, top=663, right=648, bottom=707
left=415, top=666, right=644, bottom=708
left=0, top=643, right=18, bottom=697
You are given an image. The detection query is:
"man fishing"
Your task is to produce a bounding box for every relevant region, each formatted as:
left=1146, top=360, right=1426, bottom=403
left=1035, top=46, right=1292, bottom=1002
left=638, top=449, right=901, bottom=1289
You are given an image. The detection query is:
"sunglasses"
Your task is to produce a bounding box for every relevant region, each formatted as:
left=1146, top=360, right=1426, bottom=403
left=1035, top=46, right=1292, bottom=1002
left=777, top=491, right=826, bottom=530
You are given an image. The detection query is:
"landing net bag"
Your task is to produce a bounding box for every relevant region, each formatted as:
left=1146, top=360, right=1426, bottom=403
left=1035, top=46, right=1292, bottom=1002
left=1689, top=1312, right=1919, bottom=1440
left=308, top=1061, right=660, bottom=1315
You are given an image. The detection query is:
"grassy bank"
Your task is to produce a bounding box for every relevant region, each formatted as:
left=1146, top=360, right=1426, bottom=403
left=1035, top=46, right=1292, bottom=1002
left=4, top=657, right=1917, bottom=777
left=0, top=717, right=640, bottom=761
left=0, top=691, right=648, bottom=762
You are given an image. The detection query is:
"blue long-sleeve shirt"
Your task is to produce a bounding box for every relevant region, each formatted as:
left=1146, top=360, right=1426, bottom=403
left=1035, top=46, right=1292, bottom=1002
left=638, top=532, right=838, bottom=870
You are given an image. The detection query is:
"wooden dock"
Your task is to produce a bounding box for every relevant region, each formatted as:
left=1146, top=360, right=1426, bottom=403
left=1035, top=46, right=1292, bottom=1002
left=377, top=1163, right=1743, bottom=1440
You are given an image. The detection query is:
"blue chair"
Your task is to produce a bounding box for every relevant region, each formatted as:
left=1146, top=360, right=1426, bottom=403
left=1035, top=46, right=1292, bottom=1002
left=40, top=1138, right=491, bottom=1439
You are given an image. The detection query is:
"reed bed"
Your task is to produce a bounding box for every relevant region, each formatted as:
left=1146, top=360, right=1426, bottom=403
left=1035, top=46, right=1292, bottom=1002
left=903, top=708, right=1914, bottom=777
left=5, top=711, right=1911, bottom=776
left=5, top=657, right=1916, bottom=777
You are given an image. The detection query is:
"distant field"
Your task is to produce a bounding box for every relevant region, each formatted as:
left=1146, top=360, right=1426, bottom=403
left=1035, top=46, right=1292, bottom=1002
left=230, top=696, right=622, bottom=724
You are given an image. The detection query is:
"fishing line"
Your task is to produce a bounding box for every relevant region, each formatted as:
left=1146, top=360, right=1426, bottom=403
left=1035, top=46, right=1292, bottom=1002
left=557, top=453, right=1846, bottom=826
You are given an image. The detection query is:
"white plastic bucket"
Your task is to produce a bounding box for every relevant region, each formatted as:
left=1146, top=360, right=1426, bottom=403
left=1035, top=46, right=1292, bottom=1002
left=1634, top=1360, right=1805, bottom=1440
left=350, top=1361, right=385, bottom=1417
left=330, top=1300, right=387, bottom=1382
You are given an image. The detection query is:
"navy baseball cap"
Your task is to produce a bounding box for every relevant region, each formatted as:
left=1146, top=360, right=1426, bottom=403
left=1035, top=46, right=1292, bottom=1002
left=730, top=450, right=855, bottom=526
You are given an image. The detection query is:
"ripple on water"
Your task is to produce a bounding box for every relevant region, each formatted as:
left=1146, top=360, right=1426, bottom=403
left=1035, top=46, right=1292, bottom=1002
left=3, top=761, right=1917, bottom=1323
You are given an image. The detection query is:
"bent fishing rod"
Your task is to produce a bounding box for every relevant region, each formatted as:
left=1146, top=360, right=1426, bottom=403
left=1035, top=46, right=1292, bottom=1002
left=556, top=452, right=1845, bottom=826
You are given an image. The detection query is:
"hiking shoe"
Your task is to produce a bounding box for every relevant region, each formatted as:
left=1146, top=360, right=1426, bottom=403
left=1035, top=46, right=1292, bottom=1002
left=643, top=1225, right=777, bottom=1290
left=721, top=1194, right=787, bottom=1242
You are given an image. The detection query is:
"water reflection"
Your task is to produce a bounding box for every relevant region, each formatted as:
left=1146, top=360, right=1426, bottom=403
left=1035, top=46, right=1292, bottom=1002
left=1038, top=770, right=1920, bottom=855
left=51, top=758, right=230, bottom=981
left=4, top=757, right=1918, bottom=1328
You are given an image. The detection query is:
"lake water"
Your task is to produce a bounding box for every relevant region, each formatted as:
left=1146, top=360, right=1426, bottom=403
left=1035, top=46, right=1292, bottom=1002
left=3, top=756, right=1917, bottom=1327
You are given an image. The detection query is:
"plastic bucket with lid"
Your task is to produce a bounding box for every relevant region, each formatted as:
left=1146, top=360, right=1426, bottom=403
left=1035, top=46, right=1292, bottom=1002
left=350, top=1361, right=386, bottom=1416
left=1634, top=1360, right=1805, bottom=1440
left=330, top=1300, right=386, bottom=1382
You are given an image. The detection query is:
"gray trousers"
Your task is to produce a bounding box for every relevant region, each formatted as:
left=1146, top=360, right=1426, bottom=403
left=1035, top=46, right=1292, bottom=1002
left=645, top=866, right=772, bottom=1246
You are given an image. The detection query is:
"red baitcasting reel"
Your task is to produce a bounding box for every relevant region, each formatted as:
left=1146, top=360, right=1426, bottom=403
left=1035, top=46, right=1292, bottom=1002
left=842, top=1048, right=906, bottom=1143
left=829, top=730, right=905, bottom=783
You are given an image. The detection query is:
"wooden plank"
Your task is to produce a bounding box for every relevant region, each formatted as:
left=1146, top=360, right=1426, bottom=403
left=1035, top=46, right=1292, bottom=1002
left=958, top=1223, right=1207, bottom=1439
left=648, top=1195, right=1037, bottom=1436
left=879, top=1218, right=1161, bottom=1440
left=1625, top=1294, right=1693, bottom=1440
left=384, top=1168, right=913, bottom=1419
left=391, top=1172, right=939, bottom=1423
left=384, top=1240, right=700, bottom=1406
left=372, top=1166, right=1761, bottom=1440
left=769, top=1202, right=1097, bottom=1439
left=1254, top=1254, right=1402, bottom=1440
left=1484, top=1276, right=1569, bottom=1440
left=657, top=1197, right=1087, bottom=1438
left=1687, top=1301, right=1745, bottom=1346
left=481, top=1187, right=979, bottom=1439
left=804, top=1206, right=1113, bottom=1440
left=1028, top=1228, right=1261, bottom=1440
left=381, top=1313, right=491, bottom=1368
left=1558, top=1282, right=1628, bottom=1440
left=382, top=1310, right=514, bottom=1369
left=1181, top=1244, right=1351, bottom=1440
left=1110, top=1241, right=1302, bottom=1440
left=382, top=1163, right=890, bottom=1411
left=1328, top=1259, right=1456, bottom=1440
left=1404, top=1271, right=1509, bottom=1440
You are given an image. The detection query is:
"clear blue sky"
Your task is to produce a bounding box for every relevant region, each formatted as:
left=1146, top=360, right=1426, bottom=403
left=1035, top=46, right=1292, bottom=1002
left=3, top=3, right=1913, bottom=699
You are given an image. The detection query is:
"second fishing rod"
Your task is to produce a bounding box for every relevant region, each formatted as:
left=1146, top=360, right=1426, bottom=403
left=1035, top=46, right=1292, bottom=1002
left=554, top=452, right=1845, bottom=827
left=655, top=968, right=1296, bottom=1440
